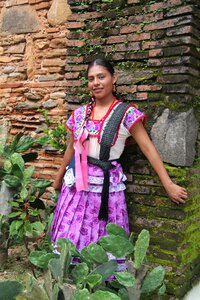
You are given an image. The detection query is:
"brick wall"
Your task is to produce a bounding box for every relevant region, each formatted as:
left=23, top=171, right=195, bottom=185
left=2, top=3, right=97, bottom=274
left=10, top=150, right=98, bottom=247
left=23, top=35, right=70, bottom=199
left=0, top=0, right=200, bottom=298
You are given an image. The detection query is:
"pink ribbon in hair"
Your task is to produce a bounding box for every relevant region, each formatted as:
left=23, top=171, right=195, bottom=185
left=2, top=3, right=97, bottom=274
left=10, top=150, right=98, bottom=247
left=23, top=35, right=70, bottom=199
left=75, top=123, right=89, bottom=191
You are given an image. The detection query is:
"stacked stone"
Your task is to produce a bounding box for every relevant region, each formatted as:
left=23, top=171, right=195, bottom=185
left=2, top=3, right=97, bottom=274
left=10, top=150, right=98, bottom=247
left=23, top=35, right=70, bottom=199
left=0, top=0, right=72, bottom=179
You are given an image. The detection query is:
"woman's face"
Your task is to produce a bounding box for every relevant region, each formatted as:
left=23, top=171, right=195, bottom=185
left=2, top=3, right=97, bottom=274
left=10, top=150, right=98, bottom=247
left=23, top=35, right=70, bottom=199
left=87, top=65, right=116, bottom=100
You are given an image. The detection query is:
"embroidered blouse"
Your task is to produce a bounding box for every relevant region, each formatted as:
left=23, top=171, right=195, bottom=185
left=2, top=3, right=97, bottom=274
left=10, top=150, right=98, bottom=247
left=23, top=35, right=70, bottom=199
left=66, top=100, right=146, bottom=161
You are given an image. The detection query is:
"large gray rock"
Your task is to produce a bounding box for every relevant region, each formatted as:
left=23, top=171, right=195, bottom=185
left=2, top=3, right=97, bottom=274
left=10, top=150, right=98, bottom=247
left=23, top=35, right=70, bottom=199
left=0, top=5, right=40, bottom=33
left=150, top=108, right=199, bottom=166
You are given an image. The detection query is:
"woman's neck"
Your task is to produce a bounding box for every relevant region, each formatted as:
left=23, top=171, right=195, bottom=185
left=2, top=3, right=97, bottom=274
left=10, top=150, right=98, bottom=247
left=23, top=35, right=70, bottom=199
left=95, top=95, right=115, bottom=107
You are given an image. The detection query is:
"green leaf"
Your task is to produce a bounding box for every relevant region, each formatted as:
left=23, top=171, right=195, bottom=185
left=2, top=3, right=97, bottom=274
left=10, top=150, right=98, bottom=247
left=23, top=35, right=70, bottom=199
left=8, top=211, right=22, bottom=218
left=10, top=153, right=24, bottom=169
left=32, top=221, right=45, bottom=233
left=87, top=243, right=108, bottom=264
left=71, top=262, right=89, bottom=284
left=24, top=165, right=35, bottom=182
left=134, top=229, right=150, bottom=269
left=114, top=271, right=135, bottom=287
left=98, top=235, right=134, bottom=257
left=71, top=288, right=90, bottom=300
left=48, top=258, right=62, bottom=282
left=29, top=251, right=55, bottom=269
left=91, top=260, right=117, bottom=282
left=52, top=282, right=60, bottom=300
left=4, top=174, right=22, bottom=188
left=91, top=290, right=121, bottom=300
left=57, top=238, right=79, bottom=257
left=11, top=132, right=23, bottom=150
left=106, top=223, right=129, bottom=239
left=118, top=288, right=129, bottom=300
left=11, top=163, right=24, bottom=178
left=0, top=280, right=23, bottom=300
left=20, top=187, right=28, bottom=200
left=158, top=283, right=166, bottom=295
left=15, top=136, right=34, bottom=152
left=4, top=159, right=12, bottom=173
left=141, top=266, right=165, bottom=294
left=85, top=274, right=102, bottom=288
left=32, top=179, right=51, bottom=188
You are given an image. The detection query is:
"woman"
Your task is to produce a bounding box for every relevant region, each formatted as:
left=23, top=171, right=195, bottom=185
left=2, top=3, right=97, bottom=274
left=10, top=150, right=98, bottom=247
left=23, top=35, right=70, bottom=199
left=50, top=58, right=187, bottom=253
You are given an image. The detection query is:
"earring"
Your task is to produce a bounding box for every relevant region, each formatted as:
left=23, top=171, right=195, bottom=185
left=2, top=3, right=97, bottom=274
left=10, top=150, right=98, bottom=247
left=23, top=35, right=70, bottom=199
left=113, top=83, right=117, bottom=93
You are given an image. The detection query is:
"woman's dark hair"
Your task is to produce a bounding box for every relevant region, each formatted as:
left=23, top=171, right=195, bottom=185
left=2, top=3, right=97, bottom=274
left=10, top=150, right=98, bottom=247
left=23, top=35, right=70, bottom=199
left=85, top=58, right=116, bottom=122
left=86, top=57, right=115, bottom=77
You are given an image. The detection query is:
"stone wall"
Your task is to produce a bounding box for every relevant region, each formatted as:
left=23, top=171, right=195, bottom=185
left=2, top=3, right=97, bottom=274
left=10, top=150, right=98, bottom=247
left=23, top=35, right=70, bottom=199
left=0, top=0, right=200, bottom=298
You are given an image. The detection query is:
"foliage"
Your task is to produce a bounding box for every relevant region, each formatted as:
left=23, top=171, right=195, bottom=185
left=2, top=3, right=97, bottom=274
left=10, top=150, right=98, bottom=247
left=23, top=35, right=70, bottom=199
left=38, top=109, right=68, bottom=153
left=28, top=224, right=166, bottom=300
left=0, top=132, right=51, bottom=252
left=0, top=280, right=23, bottom=300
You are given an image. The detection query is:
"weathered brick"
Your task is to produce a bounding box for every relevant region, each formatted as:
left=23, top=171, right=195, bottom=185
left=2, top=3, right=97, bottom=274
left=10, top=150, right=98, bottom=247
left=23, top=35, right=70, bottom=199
left=66, top=21, right=85, bottom=29
left=106, top=35, right=127, bottom=44
left=120, top=25, right=141, bottom=34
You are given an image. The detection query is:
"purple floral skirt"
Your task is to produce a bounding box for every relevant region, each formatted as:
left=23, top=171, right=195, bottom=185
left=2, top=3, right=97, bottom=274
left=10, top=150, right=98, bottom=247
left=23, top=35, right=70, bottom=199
left=50, top=162, right=130, bottom=252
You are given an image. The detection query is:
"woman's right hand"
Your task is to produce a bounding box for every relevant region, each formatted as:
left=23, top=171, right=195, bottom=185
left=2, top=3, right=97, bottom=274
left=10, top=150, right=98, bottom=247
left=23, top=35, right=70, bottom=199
left=52, top=179, right=62, bottom=191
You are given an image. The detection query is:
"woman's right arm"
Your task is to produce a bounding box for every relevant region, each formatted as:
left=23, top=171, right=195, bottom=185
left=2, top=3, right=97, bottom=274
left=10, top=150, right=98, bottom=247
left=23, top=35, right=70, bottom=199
left=52, top=134, right=74, bottom=190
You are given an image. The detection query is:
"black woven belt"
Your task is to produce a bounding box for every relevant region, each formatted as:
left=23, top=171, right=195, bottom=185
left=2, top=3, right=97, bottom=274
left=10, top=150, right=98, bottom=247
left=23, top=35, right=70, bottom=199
left=88, top=156, right=119, bottom=221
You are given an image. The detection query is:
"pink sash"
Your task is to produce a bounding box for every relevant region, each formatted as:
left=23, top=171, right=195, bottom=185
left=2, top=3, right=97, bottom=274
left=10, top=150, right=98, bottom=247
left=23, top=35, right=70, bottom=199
left=75, top=123, right=89, bottom=191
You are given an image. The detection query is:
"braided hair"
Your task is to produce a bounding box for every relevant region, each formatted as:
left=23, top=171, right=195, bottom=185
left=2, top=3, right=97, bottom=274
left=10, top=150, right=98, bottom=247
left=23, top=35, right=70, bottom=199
left=85, top=58, right=117, bottom=122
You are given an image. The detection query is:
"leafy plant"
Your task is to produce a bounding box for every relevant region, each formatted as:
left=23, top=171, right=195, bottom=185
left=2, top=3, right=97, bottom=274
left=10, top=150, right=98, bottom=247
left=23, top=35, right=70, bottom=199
left=28, top=224, right=166, bottom=299
left=0, top=132, right=51, bottom=254
left=38, top=109, right=68, bottom=153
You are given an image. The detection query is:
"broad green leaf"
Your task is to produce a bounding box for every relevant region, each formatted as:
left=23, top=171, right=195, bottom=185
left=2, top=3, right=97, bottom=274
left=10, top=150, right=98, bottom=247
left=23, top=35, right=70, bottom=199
left=8, top=211, right=22, bottom=218
left=32, top=179, right=51, bottom=188
left=11, top=132, right=23, bottom=150
left=87, top=243, right=108, bottom=264
left=98, top=235, right=134, bottom=257
left=57, top=238, right=79, bottom=257
left=24, top=166, right=35, bottom=182
left=20, top=187, right=28, bottom=200
left=71, top=288, right=90, bottom=300
left=4, top=159, right=12, bottom=173
left=91, top=290, right=121, bottom=300
left=48, top=258, right=62, bottom=282
left=29, top=251, right=55, bottom=269
left=32, top=221, right=45, bottom=233
left=0, top=280, right=23, bottom=300
left=71, top=262, right=89, bottom=284
left=141, top=266, right=165, bottom=293
left=91, top=260, right=117, bottom=282
left=85, top=274, right=102, bottom=288
left=118, top=288, right=129, bottom=300
left=134, top=229, right=150, bottom=269
left=10, top=153, right=24, bottom=169
left=15, top=136, right=34, bottom=152
left=114, top=271, right=135, bottom=287
left=11, top=163, right=24, bottom=178
left=52, top=283, right=60, bottom=300
left=4, top=174, right=22, bottom=188
left=158, top=283, right=166, bottom=295
left=106, top=223, right=129, bottom=239
left=80, top=246, right=93, bottom=266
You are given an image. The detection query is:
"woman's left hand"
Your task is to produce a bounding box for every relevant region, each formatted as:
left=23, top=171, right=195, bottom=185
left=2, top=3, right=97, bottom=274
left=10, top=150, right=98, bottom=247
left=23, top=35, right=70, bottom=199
left=165, top=182, right=188, bottom=204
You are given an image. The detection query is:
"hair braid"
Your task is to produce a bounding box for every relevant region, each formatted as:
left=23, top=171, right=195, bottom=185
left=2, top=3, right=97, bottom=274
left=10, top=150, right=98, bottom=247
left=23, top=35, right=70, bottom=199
left=85, top=97, right=95, bottom=122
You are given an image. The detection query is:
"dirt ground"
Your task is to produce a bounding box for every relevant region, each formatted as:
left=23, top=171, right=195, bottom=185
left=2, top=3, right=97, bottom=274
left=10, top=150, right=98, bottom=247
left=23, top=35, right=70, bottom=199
left=0, top=244, right=38, bottom=282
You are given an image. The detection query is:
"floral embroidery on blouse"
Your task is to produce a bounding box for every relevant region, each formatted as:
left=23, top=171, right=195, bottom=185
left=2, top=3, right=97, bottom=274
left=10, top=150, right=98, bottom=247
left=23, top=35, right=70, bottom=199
left=66, top=103, right=145, bottom=142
